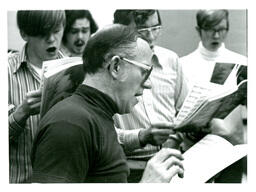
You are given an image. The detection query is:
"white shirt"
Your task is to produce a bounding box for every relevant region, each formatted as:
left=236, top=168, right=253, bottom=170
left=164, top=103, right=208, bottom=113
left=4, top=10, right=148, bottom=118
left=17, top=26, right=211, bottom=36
left=180, top=42, right=247, bottom=88
left=180, top=42, right=247, bottom=150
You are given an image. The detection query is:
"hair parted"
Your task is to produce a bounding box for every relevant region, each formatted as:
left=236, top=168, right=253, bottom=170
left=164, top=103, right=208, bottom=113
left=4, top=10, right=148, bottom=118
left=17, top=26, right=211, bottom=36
left=17, top=10, right=66, bottom=37
left=63, top=10, right=98, bottom=42
left=113, top=9, right=161, bottom=27
left=196, top=9, right=229, bottom=30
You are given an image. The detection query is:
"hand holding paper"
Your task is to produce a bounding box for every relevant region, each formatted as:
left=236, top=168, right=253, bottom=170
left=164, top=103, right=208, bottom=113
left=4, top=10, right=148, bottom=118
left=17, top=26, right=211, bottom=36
left=138, top=122, right=175, bottom=146
left=13, top=89, right=42, bottom=124
left=141, top=148, right=184, bottom=183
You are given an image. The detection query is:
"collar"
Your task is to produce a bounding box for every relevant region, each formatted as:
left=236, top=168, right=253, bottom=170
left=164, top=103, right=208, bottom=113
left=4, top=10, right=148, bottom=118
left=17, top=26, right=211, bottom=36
left=13, top=43, right=66, bottom=74
left=13, top=44, right=28, bottom=73
left=151, top=46, right=162, bottom=68
left=60, top=43, right=82, bottom=57
left=60, top=43, right=73, bottom=57
left=198, top=41, right=226, bottom=60
left=75, top=84, right=119, bottom=119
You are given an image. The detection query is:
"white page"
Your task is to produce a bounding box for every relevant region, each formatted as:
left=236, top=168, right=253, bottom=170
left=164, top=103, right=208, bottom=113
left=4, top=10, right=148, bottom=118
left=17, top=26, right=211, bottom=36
left=174, top=83, right=212, bottom=126
left=170, top=134, right=247, bottom=183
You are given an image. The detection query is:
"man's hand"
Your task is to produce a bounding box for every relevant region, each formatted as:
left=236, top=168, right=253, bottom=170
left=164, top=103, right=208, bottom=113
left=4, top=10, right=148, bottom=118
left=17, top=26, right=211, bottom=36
left=13, top=90, right=42, bottom=123
left=140, top=148, right=184, bottom=183
left=138, top=122, right=175, bottom=146
left=210, top=118, right=243, bottom=145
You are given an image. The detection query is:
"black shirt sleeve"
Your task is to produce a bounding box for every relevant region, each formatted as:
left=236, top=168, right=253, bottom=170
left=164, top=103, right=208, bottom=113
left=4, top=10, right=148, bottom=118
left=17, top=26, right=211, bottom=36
left=32, top=121, right=92, bottom=183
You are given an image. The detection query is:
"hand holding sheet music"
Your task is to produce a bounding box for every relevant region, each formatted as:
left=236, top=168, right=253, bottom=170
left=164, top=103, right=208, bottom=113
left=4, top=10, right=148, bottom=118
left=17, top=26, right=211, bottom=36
left=173, top=62, right=247, bottom=131
left=40, top=57, right=84, bottom=118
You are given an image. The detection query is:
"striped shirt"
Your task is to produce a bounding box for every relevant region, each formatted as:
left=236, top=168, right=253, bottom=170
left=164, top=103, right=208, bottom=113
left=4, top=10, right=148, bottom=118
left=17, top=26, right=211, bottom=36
left=8, top=44, right=64, bottom=183
left=113, top=46, right=188, bottom=159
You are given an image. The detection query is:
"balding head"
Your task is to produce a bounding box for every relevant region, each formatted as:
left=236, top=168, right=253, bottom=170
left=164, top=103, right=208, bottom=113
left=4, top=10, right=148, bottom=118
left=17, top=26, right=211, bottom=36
left=82, top=24, right=141, bottom=74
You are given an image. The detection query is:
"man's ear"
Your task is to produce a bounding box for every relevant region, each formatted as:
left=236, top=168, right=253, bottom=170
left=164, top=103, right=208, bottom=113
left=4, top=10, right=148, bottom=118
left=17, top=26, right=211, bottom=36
left=108, top=56, right=121, bottom=80
left=195, top=26, right=202, bottom=37
left=19, top=30, right=29, bottom=42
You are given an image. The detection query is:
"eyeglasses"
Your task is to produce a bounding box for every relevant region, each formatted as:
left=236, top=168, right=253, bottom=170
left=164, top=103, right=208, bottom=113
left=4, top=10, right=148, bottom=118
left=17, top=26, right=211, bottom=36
left=201, top=27, right=228, bottom=36
left=119, top=56, right=153, bottom=83
left=137, top=25, right=162, bottom=36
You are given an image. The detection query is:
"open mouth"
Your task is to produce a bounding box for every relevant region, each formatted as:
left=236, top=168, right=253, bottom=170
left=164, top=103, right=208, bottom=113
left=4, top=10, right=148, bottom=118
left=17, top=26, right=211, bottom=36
left=75, top=41, right=85, bottom=47
left=135, top=93, right=142, bottom=97
left=46, top=47, right=57, bottom=53
left=211, top=42, right=220, bottom=46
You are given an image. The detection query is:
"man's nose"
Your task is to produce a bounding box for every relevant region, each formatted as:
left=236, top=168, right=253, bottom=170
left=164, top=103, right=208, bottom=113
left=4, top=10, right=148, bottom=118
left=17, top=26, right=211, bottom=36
left=78, top=31, right=83, bottom=39
left=213, top=31, right=220, bottom=38
left=46, top=33, right=55, bottom=43
left=146, top=31, right=155, bottom=42
left=142, top=78, right=152, bottom=89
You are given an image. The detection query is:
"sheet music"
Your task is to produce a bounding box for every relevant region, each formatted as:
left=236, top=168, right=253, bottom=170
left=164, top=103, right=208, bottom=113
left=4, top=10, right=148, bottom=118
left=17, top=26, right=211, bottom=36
left=174, top=83, right=211, bottom=126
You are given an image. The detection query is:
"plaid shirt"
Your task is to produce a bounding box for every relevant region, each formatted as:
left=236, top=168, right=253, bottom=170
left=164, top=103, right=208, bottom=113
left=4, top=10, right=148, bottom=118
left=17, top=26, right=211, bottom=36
left=8, top=44, right=64, bottom=183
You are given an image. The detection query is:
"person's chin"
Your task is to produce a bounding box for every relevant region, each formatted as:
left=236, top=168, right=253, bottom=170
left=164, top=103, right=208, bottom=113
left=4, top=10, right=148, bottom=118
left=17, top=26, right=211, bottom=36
left=44, top=53, right=58, bottom=61
left=129, top=97, right=139, bottom=110
left=210, top=42, right=221, bottom=51
left=121, top=98, right=138, bottom=114
left=74, top=45, right=85, bottom=53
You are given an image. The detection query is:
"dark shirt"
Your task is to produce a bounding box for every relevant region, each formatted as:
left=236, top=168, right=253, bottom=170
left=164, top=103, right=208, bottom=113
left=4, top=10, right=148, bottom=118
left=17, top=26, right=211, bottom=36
left=31, top=85, right=129, bottom=183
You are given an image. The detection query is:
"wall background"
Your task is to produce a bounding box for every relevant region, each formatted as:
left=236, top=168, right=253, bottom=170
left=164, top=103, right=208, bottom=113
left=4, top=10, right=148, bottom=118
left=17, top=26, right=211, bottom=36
left=7, top=9, right=247, bottom=57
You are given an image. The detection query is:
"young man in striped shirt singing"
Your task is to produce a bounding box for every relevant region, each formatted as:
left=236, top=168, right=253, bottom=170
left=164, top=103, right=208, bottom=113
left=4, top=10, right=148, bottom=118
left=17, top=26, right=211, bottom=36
left=8, top=10, right=66, bottom=183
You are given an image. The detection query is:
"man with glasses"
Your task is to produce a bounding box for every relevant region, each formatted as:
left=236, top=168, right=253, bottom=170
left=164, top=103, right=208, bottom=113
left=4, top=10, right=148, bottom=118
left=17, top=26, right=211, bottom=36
left=31, top=24, right=184, bottom=183
left=180, top=9, right=247, bottom=183
left=181, top=9, right=247, bottom=87
left=113, top=10, right=188, bottom=182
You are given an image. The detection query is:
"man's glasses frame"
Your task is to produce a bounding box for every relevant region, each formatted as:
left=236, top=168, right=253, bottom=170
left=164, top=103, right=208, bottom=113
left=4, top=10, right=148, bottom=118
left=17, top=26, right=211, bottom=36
left=201, top=27, right=228, bottom=36
left=137, top=25, right=162, bottom=35
left=119, top=56, right=153, bottom=82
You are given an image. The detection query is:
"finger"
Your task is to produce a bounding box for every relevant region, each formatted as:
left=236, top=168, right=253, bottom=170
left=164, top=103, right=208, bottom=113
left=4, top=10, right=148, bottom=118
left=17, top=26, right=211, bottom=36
left=178, top=169, right=184, bottom=178
left=151, top=122, right=174, bottom=129
left=30, top=103, right=41, bottom=114
left=154, top=137, right=169, bottom=145
left=27, top=97, right=41, bottom=105
left=168, top=133, right=184, bottom=142
left=26, top=89, right=42, bottom=98
left=30, top=102, right=41, bottom=110
left=152, top=129, right=174, bottom=136
left=168, top=165, right=184, bottom=180
left=152, top=148, right=183, bottom=163
left=164, top=156, right=184, bottom=170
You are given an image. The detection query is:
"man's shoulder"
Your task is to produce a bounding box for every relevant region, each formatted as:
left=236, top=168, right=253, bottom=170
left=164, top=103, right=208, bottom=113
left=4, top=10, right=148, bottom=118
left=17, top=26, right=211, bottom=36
left=180, top=49, right=198, bottom=61
left=41, top=95, right=93, bottom=128
left=224, top=48, right=247, bottom=65
left=154, top=45, right=178, bottom=59
left=8, top=51, right=21, bottom=66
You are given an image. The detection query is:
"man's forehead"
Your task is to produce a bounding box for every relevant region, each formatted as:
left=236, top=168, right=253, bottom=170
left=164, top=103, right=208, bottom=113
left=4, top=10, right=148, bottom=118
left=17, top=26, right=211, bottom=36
left=135, top=38, right=153, bottom=63
left=72, top=18, right=90, bottom=28
left=205, top=19, right=228, bottom=29
left=136, top=12, right=160, bottom=29
left=215, top=19, right=228, bottom=27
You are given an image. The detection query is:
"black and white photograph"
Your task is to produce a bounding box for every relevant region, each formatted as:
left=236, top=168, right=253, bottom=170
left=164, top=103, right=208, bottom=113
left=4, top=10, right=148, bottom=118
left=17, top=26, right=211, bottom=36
left=1, top=0, right=254, bottom=190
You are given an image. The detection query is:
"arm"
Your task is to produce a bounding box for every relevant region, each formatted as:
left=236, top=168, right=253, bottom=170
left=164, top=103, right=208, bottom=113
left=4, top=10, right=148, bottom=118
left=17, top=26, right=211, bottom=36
left=9, top=90, right=42, bottom=141
left=115, top=122, right=176, bottom=153
left=31, top=121, right=90, bottom=183
left=210, top=105, right=245, bottom=145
